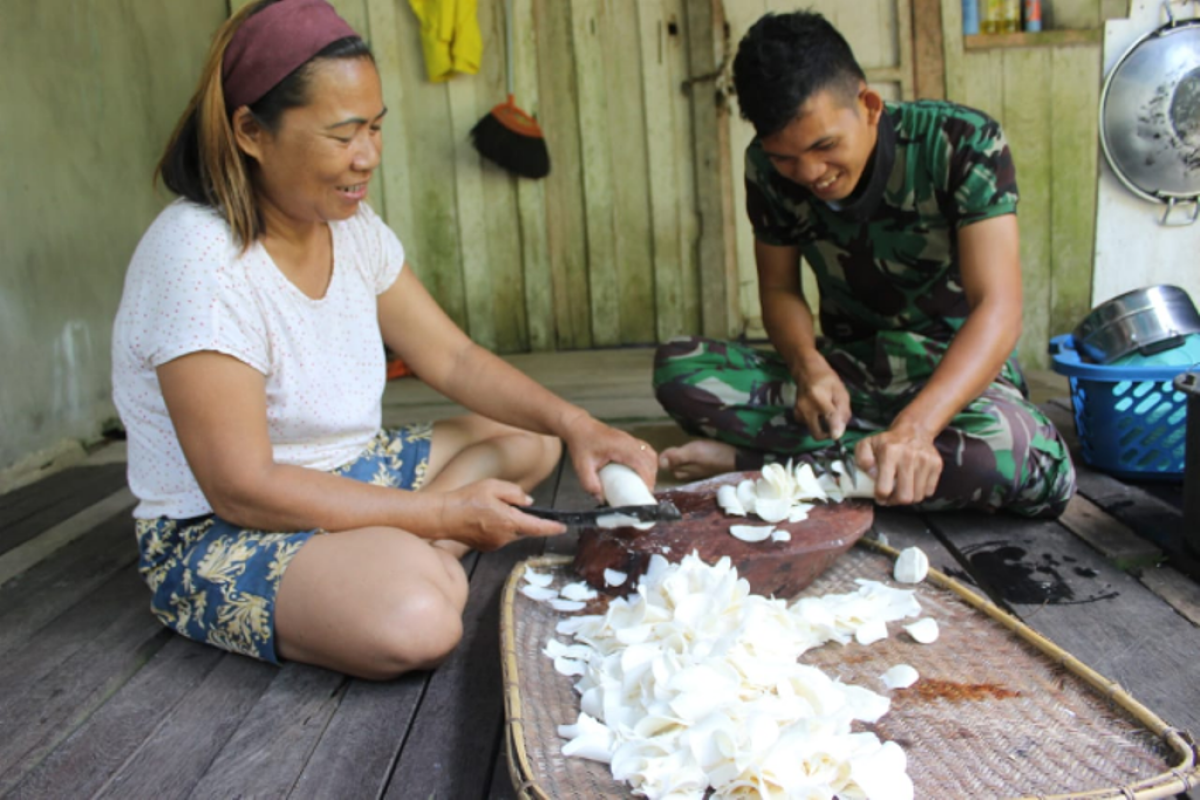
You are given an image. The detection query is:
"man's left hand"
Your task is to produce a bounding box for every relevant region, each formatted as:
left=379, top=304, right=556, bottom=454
left=854, top=422, right=942, bottom=506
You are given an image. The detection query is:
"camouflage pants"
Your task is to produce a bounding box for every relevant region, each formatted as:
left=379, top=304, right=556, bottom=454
left=653, top=336, right=1075, bottom=518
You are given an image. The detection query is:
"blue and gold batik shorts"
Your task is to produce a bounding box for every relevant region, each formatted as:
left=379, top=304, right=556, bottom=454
left=134, top=423, right=433, bottom=664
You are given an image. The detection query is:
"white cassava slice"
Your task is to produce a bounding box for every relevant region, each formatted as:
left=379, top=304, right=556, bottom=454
left=603, top=568, right=628, bottom=587
left=595, top=513, right=642, bottom=529
left=560, top=582, right=599, bottom=601
left=559, top=712, right=614, bottom=763
left=549, top=598, right=588, bottom=613
left=905, top=617, right=939, bottom=644
left=521, top=585, right=559, bottom=602
left=716, top=483, right=746, bottom=516
left=729, top=524, right=776, bottom=543
left=855, top=618, right=889, bottom=645
left=753, top=496, right=792, bottom=524
left=523, top=568, right=554, bottom=588
left=881, top=664, right=919, bottom=689
left=553, top=656, right=588, bottom=677
left=735, top=479, right=758, bottom=513
left=893, top=547, right=930, bottom=583
left=794, top=462, right=826, bottom=499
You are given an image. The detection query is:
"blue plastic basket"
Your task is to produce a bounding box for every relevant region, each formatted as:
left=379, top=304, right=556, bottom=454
left=1049, top=334, right=1192, bottom=480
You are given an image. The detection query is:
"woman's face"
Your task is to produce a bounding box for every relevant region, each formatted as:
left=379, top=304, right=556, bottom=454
left=239, top=57, right=386, bottom=229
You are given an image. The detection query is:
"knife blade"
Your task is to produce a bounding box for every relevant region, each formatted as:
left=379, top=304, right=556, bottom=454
left=834, top=438, right=859, bottom=488
left=524, top=501, right=683, bottom=527
left=821, top=412, right=859, bottom=489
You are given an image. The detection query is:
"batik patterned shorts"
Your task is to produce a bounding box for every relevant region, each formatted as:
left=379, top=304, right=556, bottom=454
left=134, top=423, right=434, bottom=664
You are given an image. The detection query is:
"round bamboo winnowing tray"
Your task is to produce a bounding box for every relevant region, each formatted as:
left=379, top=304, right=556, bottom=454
left=500, top=540, right=1200, bottom=800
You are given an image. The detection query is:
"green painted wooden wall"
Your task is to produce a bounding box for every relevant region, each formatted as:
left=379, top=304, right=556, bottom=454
left=940, top=0, right=1124, bottom=369
left=240, top=0, right=708, bottom=353
left=0, top=0, right=227, bottom=483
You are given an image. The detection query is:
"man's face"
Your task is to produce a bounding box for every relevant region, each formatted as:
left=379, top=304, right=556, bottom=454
left=759, top=86, right=882, bottom=202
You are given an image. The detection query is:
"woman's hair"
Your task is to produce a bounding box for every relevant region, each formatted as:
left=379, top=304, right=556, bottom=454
left=155, top=0, right=372, bottom=249
left=732, top=11, right=867, bottom=138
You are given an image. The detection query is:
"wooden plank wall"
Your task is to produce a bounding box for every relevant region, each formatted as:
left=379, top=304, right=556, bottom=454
left=940, top=0, right=1119, bottom=369
left=224, top=0, right=1120, bottom=365
left=723, top=0, right=915, bottom=338
left=0, top=0, right=229, bottom=484
left=233, top=0, right=707, bottom=352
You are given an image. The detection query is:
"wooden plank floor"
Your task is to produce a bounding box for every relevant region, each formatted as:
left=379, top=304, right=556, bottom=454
left=1, top=347, right=1197, bottom=799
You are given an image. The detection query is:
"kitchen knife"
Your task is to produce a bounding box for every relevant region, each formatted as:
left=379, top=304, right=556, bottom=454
left=834, top=438, right=860, bottom=488
left=524, top=501, right=683, bottom=527
left=821, top=412, right=859, bottom=488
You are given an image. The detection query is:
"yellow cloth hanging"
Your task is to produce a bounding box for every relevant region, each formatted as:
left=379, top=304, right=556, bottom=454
left=407, top=0, right=482, bottom=82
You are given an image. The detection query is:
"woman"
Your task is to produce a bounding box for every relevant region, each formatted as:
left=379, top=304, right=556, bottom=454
left=111, top=0, right=656, bottom=680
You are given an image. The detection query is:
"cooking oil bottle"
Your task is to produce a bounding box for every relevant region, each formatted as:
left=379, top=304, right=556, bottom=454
left=982, top=0, right=1003, bottom=33
left=1001, top=0, right=1020, bottom=32
left=983, top=0, right=1021, bottom=32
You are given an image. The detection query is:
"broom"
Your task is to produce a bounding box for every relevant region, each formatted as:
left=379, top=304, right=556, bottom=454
left=470, top=0, right=550, bottom=178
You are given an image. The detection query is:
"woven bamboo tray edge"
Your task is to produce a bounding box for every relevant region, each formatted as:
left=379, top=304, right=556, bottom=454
left=499, top=547, right=1200, bottom=800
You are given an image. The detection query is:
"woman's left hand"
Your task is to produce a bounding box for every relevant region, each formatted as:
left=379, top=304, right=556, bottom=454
left=561, top=414, right=658, bottom=500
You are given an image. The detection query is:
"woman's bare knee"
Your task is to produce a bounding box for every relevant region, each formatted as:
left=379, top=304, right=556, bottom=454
left=275, top=527, right=468, bottom=679
left=367, top=585, right=465, bottom=677
left=527, top=433, right=562, bottom=487
left=432, top=546, right=470, bottom=604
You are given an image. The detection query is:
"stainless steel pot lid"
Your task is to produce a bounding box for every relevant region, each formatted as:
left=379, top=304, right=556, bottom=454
left=1100, top=7, right=1200, bottom=204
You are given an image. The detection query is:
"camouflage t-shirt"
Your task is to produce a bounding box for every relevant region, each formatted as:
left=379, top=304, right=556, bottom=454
left=745, top=100, right=1018, bottom=347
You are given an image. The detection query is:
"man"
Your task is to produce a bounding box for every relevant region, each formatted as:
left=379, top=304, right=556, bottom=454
left=654, top=11, right=1074, bottom=517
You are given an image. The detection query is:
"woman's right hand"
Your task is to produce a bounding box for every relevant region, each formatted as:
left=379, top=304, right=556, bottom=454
left=437, top=479, right=566, bottom=551
left=793, top=359, right=852, bottom=441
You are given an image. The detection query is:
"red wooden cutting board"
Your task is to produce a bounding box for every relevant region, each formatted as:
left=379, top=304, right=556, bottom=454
left=574, top=471, right=874, bottom=600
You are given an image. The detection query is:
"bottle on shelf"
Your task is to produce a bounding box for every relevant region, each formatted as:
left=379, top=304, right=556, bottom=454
left=963, top=0, right=981, bottom=35
left=1001, top=0, right=1021, bottom=32
left=982, top=0, right=1003, bottom=34
left=1024, top=0, right=1044, bottom=32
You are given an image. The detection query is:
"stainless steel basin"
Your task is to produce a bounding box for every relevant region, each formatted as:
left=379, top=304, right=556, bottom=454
left=1073, top=285, right=1200, bottom=364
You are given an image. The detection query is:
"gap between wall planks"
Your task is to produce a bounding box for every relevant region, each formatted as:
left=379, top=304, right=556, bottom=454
left=683, top=0, right=740, bottom=340
left=912, top=0, right=947, bottom=99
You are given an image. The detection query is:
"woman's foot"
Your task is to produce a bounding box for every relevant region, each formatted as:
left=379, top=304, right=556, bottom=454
left=658, top=440, right=738, bottom=481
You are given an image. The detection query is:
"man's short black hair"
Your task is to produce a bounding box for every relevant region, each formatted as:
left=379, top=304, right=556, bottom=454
left=732, top=11, right=867, bottom=138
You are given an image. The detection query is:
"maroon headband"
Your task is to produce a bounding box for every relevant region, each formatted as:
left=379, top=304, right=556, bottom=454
left=222, top=0, right=359, bottom=111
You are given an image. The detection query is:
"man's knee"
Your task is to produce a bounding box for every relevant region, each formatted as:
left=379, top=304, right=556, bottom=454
left=933, top=426, right=1076, bottom=517
left=653, top=336, right=716, bottom=422
left=652, top=336, right=707, bottom=388
left=1008, top=446, right=1076, bottom=519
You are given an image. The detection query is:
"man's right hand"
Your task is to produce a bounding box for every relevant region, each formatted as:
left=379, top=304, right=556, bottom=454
left=438, top=479, right=565, bottom=551
left=793, top=358, right=852, bottom=441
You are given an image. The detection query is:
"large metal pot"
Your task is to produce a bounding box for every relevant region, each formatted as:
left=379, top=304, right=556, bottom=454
left=1100, top=1, right=1200, bottom=225
left=1072, top=284, right=1200, bottom=363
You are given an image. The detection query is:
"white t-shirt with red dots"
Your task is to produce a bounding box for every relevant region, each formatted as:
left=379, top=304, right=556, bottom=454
left=112, top=199, right=404, bottom=519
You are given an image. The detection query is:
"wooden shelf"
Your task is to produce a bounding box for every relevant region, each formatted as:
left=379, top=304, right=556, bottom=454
left=964, top=28, right=1104, bottom=49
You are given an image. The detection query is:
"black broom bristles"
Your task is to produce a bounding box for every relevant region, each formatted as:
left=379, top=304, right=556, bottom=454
left=470, top=98, right=551, bottom=180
